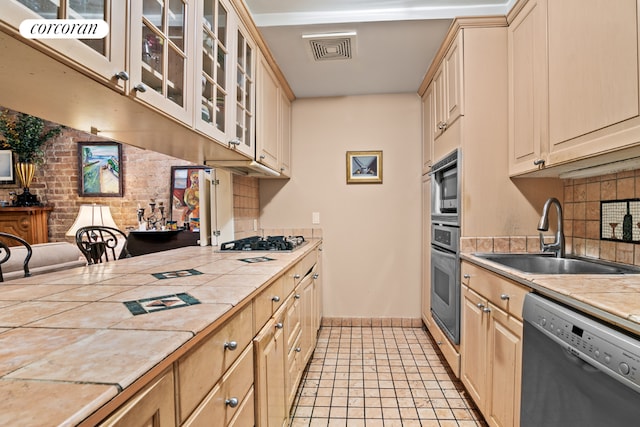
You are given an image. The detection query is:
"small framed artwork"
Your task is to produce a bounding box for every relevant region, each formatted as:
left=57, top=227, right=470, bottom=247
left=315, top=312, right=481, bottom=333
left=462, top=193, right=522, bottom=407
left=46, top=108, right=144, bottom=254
left=0, top=150, right=14, bottom=184
left=170, top=166, right=211, bottom=225
left=78, top=142, right=123, bottom=197
left=346, top=150, right=383, bottom=184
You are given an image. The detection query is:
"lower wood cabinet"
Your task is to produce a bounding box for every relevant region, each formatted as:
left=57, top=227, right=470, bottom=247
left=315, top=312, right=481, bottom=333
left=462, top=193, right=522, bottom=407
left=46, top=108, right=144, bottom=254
left=460, top=261, right=529, bottom=427
left=96, top=245, right=321, bottom=427
left=254, top=305, right=288, bottom=427
left=99, top=368, right=176, bottom=427
left=0, top=206, right=52, bottom=244
left=182, top=346, right=254, bottom=427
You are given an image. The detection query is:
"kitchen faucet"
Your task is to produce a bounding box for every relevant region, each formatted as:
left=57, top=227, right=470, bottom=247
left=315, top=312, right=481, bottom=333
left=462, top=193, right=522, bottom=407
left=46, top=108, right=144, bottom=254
left=537, top=197, right=565, bottom=258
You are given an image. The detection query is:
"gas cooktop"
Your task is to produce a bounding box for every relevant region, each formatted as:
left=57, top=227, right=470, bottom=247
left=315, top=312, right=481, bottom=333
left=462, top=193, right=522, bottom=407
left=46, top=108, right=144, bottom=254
left=219, top=235, right=306, bottom=252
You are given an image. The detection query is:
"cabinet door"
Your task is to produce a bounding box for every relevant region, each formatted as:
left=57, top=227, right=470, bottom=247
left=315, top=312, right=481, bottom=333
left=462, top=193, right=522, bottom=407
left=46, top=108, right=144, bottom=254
left=300, top=274, right=316, bottom=365
left=231, top=19, right=256, bottom=158
left=253, top=311, right=287, bottom=427
left=487, top=304, right=523, bottom=427
left=130, top=0, right=194, bottom=125
left=444, top=30, right=464, bottom=127
left=99, top=368, right=176, bottom=427
left=508, top=0, right=548, bottom=175
left=432, top=64, right=446, bottom=141
left=547, top=0, right=639, bottom=160
left=256, top=53, right=280, bottom=170
left=279, top=91, right=292, bottom=177
left=2, top=0, right=127, bottom=90
left=195, top=0, right=232, bottom=143
left=460, top=285, right=488, bottom=413
left=421, top=175, right=432, bottom=328
left=422, top=83, right=435, bottom=174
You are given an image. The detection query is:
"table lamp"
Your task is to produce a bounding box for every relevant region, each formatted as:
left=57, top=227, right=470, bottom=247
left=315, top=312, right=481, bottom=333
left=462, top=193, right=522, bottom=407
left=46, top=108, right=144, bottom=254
left=66, top=204, right=119, bottom=237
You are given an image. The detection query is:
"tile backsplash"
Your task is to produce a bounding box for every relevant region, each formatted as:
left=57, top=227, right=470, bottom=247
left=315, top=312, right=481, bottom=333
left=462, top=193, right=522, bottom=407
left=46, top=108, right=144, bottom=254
left=460, top=169, right=640, bottom=267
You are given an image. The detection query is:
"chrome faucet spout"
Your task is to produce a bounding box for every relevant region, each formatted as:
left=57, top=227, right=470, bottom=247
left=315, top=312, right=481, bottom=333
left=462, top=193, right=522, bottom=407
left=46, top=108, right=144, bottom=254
left=538, top=197, right=565, bottom=257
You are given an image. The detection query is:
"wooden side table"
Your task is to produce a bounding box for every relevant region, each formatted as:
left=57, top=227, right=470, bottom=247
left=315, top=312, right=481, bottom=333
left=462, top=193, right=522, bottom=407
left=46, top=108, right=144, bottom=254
left=0, top=206, right=53, bottom=245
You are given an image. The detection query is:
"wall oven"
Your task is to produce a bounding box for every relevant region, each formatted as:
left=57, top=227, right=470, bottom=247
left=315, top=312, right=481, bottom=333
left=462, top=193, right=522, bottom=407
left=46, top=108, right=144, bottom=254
left=431, top=149, right=460, bottom=226
left=431, top=223, right=460, bottom=344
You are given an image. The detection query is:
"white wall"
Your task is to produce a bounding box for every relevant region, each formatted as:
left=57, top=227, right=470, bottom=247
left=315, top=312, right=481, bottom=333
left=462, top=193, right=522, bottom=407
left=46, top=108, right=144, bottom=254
left=260, top=94, right=422, bottom=318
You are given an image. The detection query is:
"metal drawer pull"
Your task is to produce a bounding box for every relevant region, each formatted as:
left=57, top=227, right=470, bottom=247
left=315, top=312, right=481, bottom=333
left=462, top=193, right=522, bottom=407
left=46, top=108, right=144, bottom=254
left=294, top=294, right=301, bottom=299
left=225, top=397, right=239, bottom=408
left=275, top=322, right=283, bottom=329
left=295, top=347, right=301, bottom=352
left=482, top=307, right=491, bottom=313
left=224, top=341, right=238, bottom=351
left=477, top=303, right=485, bottom=309
left=463, top=274, right=471, bottom=279
left=272, top=296, right=280, bottom=302
left=500, top=294, right=510, bottom=300
left=294, top=274, right=301, bottom=279
left=313, top=273, right=319, bottom=279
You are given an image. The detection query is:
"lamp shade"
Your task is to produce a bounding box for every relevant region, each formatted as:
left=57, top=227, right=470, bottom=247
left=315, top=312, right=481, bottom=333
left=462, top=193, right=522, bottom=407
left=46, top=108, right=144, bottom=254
left=66, top=204, right=119, bottom=237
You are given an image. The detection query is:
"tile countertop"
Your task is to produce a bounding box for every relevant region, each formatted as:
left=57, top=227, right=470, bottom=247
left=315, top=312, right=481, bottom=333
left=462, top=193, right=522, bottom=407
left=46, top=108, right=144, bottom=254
left=0, top=239, right=321, bottom=427
left=461, top=253, right=640, bottom=337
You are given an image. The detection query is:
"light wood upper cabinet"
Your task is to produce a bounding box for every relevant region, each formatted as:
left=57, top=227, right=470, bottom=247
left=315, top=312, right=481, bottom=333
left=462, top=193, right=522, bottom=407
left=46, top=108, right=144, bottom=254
left=422, top=83, right=435, bottom=175
left=508, top=0, right=548, bottom=175
left=546, top=0, right=640, bottom=162
left=1, top=0, right=127, bottom=91
left=279, top=91, right=292, bottom=177
left=508, top=0, right=640, bottom=176
left=231, top=20, right=257, bottom=158
left=433, top=30, right=464, bottom=141
left=256, top=53, right=280, bottom=171
left=195, top=0, right=232, bottom=143
left=129, top=0, right=195, bottom=125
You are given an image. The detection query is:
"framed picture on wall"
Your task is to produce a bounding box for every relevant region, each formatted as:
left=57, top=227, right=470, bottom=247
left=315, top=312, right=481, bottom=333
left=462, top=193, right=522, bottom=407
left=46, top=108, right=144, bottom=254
left=0, top=150, right=14, bottom=184
left=346, top=150, right=383, bottom=184
left=78, top=142, right=123, bottom=197
left=170, top=166, right=211, bottom=227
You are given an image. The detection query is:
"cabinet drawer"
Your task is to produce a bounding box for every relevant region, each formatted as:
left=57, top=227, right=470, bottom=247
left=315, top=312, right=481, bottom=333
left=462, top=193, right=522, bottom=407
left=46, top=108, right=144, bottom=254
left=461, top=262, right=531, bottom=319
left=182, top=345, right=254, bottom=427
left=99, top=368, right=175, bottom=427
left=282, top=249, right=317, bottom=296
left=286, top=330, right=303, bottom=408
left=253, top=276, right=286, bottom=333
left=285, top=291, right=302, bottom=353
left=229, top=387, right=254, bottom=427
left=427, top=318, right=460, bottom=378
left=177, top=302, right=253, bottom=422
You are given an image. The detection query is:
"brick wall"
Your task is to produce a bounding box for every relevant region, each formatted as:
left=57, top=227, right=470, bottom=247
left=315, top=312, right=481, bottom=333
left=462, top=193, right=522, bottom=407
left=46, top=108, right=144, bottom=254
left=0, top=111, right=260, bottom=243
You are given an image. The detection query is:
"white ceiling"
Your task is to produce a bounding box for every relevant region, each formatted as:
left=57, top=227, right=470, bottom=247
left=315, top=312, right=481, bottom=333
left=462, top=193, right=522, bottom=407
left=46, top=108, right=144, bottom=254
left=244, top=0, right=516, bottom=98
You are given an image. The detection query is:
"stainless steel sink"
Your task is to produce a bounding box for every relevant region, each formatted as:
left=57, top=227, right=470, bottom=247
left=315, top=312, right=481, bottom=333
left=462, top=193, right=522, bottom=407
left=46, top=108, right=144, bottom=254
left=474, top=253, right=640, bottom=274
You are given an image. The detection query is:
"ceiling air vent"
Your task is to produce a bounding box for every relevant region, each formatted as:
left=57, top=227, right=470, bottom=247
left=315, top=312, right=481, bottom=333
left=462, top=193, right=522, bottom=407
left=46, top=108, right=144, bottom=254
left=302, top=31, right=356, bottom=62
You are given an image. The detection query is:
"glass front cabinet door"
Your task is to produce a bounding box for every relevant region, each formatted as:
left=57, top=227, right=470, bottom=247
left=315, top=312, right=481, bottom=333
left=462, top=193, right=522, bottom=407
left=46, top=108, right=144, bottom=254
left=2, top=0, right=127, bottom=90
left=130, top=0, right=194, bottom=124
left=195, top=0, right=230, bottom=143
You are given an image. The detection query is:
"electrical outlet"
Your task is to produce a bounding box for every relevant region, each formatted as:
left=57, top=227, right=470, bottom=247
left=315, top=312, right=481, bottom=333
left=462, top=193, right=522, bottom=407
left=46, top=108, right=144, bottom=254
left=253, top=219, right=258, bottom=231
left=312, top=212, right=320, bottom=224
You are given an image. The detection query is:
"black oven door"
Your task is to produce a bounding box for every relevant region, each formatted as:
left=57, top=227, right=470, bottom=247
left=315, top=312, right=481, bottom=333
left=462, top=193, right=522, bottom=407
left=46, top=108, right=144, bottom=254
left=430, top=245, right=460, bottom=344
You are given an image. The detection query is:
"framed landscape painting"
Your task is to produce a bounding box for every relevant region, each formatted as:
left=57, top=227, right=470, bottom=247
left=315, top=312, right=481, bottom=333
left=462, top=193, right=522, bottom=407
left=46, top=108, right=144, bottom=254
left=78, top=142, right=123, bottom=196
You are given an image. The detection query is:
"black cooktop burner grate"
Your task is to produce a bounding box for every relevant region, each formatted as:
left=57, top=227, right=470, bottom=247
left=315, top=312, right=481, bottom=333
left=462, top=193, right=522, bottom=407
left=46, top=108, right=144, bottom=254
left=220, top=235, right=305, bottom=251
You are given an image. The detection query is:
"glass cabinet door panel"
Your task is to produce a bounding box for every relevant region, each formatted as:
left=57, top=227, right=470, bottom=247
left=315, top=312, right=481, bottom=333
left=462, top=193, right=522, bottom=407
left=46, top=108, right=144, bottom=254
left=168, top=0, right=185, bottom=50
left=235, top=28, right=254, bottom=151
left=143, top=0, right=165, bottom=33
left=16, top=0, right=58, bottom=18
left=199, top=0, right=229, bottom=133
left=68, top=0, right=106, bottom=55
left=142, top=24, right=164, bottom=94
left=167, top=45, right=185, bottom=107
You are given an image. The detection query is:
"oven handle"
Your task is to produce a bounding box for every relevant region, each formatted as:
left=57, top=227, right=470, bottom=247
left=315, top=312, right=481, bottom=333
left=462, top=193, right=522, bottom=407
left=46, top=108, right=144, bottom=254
left=431, top=244, right=457, bottom=258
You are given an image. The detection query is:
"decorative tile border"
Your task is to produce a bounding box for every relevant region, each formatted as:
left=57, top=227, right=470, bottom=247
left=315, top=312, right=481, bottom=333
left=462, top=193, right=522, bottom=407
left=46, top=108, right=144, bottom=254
left=151, top=269, right=203, bottom=280
left=124, top=293, right=201, bottom=316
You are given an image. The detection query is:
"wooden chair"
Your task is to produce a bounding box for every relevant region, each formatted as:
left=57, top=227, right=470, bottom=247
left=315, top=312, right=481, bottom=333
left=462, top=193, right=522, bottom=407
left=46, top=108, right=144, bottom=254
left=75, top=226, right=131, bottom=265
left=0, top=232, right=32, bottom=282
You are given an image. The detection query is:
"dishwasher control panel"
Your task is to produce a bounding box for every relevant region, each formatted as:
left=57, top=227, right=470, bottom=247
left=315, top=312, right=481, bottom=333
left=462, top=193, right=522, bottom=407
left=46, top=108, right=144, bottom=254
left=523, top=293, right=640, bottom=393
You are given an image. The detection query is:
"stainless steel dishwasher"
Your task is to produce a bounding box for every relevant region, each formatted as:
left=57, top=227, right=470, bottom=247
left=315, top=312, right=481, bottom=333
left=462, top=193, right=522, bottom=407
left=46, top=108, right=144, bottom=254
left=521, top=293, right=640, bottom=427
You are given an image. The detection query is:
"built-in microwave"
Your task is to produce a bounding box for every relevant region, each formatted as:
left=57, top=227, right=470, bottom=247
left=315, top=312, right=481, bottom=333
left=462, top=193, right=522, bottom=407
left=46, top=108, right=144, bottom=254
left=430, top=149, right=460, bottom=226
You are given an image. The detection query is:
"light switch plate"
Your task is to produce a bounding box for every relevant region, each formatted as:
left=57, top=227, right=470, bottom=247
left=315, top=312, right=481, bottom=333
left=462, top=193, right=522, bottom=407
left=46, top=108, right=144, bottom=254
left=312, top=212, right=320, bottom=224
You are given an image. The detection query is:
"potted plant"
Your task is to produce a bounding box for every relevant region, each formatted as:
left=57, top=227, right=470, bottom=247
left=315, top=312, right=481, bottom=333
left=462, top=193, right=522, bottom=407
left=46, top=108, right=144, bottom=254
left=0, top=110, right=63, bottom=205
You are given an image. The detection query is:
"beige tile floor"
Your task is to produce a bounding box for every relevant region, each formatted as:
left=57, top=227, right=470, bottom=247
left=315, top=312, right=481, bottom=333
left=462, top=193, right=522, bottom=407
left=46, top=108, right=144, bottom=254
left=290, top=326, right=487, bottom=427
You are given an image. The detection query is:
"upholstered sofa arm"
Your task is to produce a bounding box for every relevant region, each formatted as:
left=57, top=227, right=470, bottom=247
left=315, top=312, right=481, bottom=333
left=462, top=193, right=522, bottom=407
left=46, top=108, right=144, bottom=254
left=1, top=242, right=85, bottom=281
